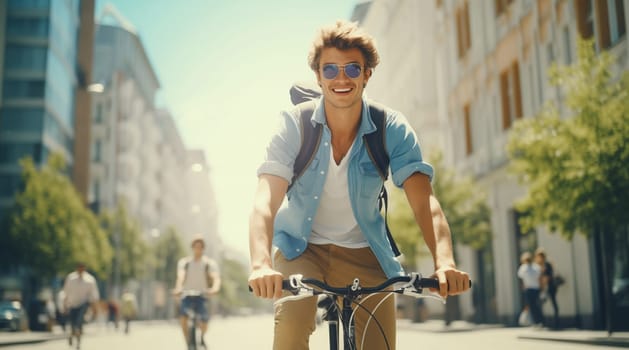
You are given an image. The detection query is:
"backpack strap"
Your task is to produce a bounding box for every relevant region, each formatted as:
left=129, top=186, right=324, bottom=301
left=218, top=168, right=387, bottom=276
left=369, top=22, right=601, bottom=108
left=288, top=100, right=321, bottom=192
left=364, top=103, right=401, bottom=257
left=364, top=102, right=390, bottom=180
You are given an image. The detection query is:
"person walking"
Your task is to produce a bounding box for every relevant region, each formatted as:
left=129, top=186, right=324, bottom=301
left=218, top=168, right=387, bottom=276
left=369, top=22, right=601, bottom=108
left=63, top=262, right=100, bottom=349
left=517, top=252, right=543, bottom=327
left=536, top=247, right=560, bottom=328
left=120, top=289, right=137, bottom=334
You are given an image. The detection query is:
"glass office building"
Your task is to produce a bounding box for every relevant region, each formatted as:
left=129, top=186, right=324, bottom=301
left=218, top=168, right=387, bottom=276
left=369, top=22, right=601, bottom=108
left=0, top=0, right=80, bottom=217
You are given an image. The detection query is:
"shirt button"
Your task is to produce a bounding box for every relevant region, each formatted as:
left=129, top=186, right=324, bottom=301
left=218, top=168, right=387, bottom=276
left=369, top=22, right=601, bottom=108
left=296, top=248, right=301, bottom=252
left=314, top=196, right=318, bottom=200
left=320, top=171, right=325, bottom=175
left=324, top=142, right=329, bottom=146
left=307, top=217, right=312, bottom=221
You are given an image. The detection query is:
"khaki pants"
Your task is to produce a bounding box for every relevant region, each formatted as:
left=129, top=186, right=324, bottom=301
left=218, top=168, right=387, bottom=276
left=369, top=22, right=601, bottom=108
left=273, top=244, right=396, bottom=350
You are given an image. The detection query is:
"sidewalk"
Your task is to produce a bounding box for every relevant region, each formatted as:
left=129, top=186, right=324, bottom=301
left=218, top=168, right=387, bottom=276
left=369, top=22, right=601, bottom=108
left=0, top=330, right=65, bottom=347
left=399, top=319, right=629, bottom=348
left=518, top=327, right=629, bottom=348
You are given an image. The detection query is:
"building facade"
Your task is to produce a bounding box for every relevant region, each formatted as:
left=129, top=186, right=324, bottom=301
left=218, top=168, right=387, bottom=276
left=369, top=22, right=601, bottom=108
left=357, top=0, right=628, bottom=329
left=0, top=0, right=91, bottom=218
left=90, top=18, right=162, bottom=230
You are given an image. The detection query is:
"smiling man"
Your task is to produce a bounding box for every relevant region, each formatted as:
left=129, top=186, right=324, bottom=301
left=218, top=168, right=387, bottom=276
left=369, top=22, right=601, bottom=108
left=248, top=20, right=470, bottom=350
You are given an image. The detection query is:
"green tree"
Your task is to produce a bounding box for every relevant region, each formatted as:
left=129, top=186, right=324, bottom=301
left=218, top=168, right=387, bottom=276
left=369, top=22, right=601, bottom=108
left=1, top=154, right=112, bottom=280
left=99, top=204, right=149, bottom=285
left=153, top=227, right=185, bottom=288
left=507, top=39, right=628, bottom=334
left=506, top=39, right=629, bottom=239
left=389, top=151, right=492, bottom=266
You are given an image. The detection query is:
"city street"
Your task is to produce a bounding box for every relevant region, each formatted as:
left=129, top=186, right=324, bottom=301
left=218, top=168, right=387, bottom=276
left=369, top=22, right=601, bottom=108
left=1, top=315, right=614, bottom=350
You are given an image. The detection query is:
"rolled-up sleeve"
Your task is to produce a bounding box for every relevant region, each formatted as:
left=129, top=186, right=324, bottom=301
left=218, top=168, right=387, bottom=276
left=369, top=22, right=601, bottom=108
left=256, top=110, right=301, bottom=183
left=386, top=112, right=434, bottom=187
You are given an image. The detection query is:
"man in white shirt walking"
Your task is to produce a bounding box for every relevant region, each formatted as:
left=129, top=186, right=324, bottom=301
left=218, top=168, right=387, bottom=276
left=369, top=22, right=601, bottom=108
left=63, top=262, right=100, bottom=349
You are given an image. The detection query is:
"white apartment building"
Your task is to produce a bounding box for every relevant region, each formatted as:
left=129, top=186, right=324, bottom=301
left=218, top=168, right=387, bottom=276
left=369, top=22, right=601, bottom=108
left=356, top=0, right=628, bottom=329
left=89, top=20, right=161, bottom=232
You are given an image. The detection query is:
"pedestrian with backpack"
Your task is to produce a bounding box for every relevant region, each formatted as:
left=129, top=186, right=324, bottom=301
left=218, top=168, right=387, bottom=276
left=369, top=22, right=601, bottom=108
left=174, top=236, right=221, bottom=349
left=247, top=20, right=470, bottom=350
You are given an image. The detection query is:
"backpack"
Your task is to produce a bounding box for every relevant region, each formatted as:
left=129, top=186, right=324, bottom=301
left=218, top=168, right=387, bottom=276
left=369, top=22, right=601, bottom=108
left=288, top=82, right=401, bottom=257
left=183, top=258, right=214, bottom=288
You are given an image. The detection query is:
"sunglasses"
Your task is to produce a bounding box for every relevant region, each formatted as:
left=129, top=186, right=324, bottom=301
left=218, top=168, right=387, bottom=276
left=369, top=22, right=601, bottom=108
left=321, top=63, right=363, bottom=79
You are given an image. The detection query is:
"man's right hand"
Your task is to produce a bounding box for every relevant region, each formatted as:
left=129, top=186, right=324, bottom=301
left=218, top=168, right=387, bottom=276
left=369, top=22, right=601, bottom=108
left=248, top=267, right=283, bottom=299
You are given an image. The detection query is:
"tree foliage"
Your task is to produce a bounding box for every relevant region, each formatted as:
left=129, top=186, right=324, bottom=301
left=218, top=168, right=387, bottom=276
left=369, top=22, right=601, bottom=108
left=389, top=151, right=492, bottom=266
left=506, top=39, right=629, bottom=239
left=153, top=226, right=185, bottom=288
left=99, top=204, right=149, bottom=284
left=1, top=154, right=112, bottom=280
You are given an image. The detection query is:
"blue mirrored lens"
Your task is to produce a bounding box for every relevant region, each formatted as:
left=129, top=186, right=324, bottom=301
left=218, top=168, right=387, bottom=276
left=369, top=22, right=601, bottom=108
left=344, top=63, right=362, bottom=78
left=322, top=64, right=339, bottom=79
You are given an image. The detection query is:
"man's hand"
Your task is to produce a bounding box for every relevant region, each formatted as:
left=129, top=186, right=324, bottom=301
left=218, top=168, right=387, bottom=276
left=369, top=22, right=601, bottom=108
left=248, top=266, right=284, bottom=299
left=431, top=266, right=471, bottom=298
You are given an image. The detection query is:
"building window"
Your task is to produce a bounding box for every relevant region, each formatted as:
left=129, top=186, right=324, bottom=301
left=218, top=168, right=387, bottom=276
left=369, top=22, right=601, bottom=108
left=3, top=80, right=45, bottom=99
left=4, top=45, right=47, bottom=71
left=563, top=26, right=572, bottom=64
left=94, top=103, right=103, bottom=124
left=576, top=0, right=626, bottom=49
left=456, top=1, right=472, bottom=58
left=6, top=18, right=49, bottom=39
left=92, top=140, right=102, bottom=163
left=576, top=0, right=595, bottom=39
left=500, top=61, right=523, bottom=130
left=495, top=0, right=515, bottom=16
left=463, top=104, right=473, bottom=155
left=0, top=108, right=44, bottom=133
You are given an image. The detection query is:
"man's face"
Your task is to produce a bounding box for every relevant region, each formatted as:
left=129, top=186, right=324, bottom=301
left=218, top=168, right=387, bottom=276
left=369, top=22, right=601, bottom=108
left=316, top=47, right=371, bottom=110
left=192, top=242, right=204, bottom=257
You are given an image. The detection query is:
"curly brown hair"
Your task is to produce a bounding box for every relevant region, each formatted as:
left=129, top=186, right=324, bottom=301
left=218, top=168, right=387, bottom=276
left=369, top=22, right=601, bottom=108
left=308, top=20, right=380, bottom=72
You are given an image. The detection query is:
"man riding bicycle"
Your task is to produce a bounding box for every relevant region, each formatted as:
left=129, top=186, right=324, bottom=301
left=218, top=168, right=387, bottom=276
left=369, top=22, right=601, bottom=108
left=63, top=262, right=99, bottom=349
left=174, top=236, right=221, bottom=349
left=248, top=20, right=470, bottom=350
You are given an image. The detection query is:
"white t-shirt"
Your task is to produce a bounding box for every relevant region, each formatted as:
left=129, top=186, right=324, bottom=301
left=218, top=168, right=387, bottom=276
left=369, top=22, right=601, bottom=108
left=517, top=263, right=541, bottom=289
left=177, top=256, right=219, bottom=292
left=309, top=142, right=369, bottom=248
left=63, top=271, right=99, bottom=309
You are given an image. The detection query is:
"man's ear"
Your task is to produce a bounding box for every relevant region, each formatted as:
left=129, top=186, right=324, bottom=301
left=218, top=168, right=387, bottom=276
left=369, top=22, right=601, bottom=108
left=364, top=68, right=372, bottom=87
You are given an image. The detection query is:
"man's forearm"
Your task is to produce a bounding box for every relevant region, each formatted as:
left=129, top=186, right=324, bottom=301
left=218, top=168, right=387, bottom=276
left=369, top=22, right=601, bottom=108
left=249, top=209, right=274, bottom=270
left=418, top=195, right=456, bottom=269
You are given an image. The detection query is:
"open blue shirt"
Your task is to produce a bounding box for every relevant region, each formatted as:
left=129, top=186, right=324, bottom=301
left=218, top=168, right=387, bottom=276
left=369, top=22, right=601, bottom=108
left=257, top=97, right=434, bottom=278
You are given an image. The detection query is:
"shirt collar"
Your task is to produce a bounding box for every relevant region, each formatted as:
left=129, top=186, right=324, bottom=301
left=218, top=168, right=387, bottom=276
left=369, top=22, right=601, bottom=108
left=312, top=97, right=377, bottom=136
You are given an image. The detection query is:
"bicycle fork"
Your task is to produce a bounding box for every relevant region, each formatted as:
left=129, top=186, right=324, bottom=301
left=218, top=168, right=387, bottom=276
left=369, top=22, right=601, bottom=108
left=325, top=296, right=356, bottom=350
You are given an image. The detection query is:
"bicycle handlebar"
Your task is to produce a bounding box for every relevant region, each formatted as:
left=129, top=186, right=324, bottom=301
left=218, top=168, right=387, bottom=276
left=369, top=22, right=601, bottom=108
left=250, top=273, right=471, bottom=296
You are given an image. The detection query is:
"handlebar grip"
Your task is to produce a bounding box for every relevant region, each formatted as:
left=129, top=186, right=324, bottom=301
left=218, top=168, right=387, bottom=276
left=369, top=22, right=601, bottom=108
left=421, top=278, right=473, bottom=289
left=248, top=280, right=294, bottom=293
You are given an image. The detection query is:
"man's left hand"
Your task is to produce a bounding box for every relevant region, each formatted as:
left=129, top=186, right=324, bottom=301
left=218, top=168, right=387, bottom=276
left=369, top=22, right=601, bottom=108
left=432, top=266, right=470, bottom=298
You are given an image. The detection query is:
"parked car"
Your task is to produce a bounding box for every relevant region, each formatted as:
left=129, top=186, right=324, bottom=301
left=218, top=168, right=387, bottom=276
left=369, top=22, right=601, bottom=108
left=0, top=301, right=28, bottom=332
left=28, top=299, right=55, bottom=332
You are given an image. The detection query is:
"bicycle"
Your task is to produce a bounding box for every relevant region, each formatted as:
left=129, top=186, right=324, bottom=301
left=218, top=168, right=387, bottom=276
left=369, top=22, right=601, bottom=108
left=180, top=290, right=209, bottom=350
left=273, top=273, right=471, bottom=350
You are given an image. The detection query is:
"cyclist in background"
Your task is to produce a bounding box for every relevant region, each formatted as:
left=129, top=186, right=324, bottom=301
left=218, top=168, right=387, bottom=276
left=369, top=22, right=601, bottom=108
left=174, top=236, right=221, bottom=348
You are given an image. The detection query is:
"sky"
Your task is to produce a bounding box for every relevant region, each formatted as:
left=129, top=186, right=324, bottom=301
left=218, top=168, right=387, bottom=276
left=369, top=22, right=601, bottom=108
left=93, top=0, right=362, bottom=257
